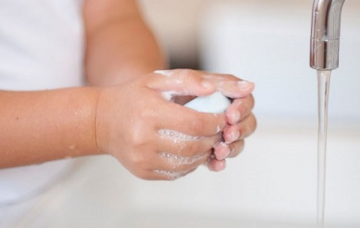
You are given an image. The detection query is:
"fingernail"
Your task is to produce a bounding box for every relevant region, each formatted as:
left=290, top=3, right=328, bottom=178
left=218, top=80, right=238, bottom=90
left=214, top=160, right=226, bottom=171
left=215, top=143, right=231, bottom=160
left=227, top=130, right=240, bottom=143
left=237, top=81, right=254, bottom=91
left=217, top=80, right=254, bottom=98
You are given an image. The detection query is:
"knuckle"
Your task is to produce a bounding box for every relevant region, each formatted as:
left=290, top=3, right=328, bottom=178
left=139, top=106, right=156, bottom=120
left=128, top=126, right=148, bottom=148
left=177, top=69, right=195, bottom=85
left=129, top=135, right=145, bottom=148
left=130, top=152, right=148, bottom=169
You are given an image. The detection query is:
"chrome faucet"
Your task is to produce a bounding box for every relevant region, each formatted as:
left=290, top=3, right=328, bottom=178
left=310, top=0, right=346, bottom=70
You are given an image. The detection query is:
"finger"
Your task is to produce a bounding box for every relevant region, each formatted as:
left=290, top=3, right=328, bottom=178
left=149, top=69, right=254, bottom=101
left=202, top=73, right=255, bottom=98
left=223, top=113, right=257, bottom=143
left=227, top=140, right=245, bottom=158
left=152, top=150, right=212, bottom=174
left=155, top=102, right=227, bottom=137
left=213, top=142, right=231, bottom=160
left=213, top=140, right=245, bottom=160
left=148, top=69, right=216, bottom=99
left=217, top=80, right=255, bottom=98
left=207, top=156, right=226, bottom=172
left=156, top=132, right=222, bottom=157
left=225, top=95, right=255, bottom=125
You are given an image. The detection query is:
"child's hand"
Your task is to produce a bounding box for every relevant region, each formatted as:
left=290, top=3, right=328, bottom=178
left=95, top=69, right=256, bottom=179
left=207, top=75, right=256, bottom=171
left=209, top=94, right=256, bottom=171
left=95, top=69, right=228, bottom=180
left=146, top=70, right=256, bottom=173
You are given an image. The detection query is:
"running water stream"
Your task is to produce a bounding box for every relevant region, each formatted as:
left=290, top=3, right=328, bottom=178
left=317, top=70, right=331, bottom=228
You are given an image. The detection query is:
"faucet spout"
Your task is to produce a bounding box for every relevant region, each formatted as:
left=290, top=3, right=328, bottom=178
left=310, top=0, right=345, bottom=70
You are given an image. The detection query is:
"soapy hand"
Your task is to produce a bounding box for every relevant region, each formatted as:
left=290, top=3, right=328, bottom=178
left=210, top=90, right=256, bottom=171
left=95, top=69, right=226, bottom=180
left=95, top=69, right=255, bottom=180
left=175, top=72, right=256, bottom=172
left=148, top=70, right=256, bottom=173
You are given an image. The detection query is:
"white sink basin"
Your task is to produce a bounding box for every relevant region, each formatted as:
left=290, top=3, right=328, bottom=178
left=4, top=117, right=360, bottom=228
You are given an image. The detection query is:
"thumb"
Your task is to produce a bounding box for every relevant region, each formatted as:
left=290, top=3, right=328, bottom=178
left=147, top=69, right=216, bottom=100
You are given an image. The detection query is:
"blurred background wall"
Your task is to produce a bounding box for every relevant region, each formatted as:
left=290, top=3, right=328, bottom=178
left=138, top=0, right=360, bottom=120
left=139, top=0, right=211, bottom=69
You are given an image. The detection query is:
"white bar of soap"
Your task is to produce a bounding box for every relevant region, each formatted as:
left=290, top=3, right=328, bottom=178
left=184, top=92, right=231, bottom=113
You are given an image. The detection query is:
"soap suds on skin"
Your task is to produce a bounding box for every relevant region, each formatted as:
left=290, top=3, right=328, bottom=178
left=154, top=70, right=173, bottom=77
left=154, top=70, right=194, bottom=101
left=158, top=129, right=203, bottom=141
left=159, top=152, right=208, bottom=166
left=161, top=91, right=174, bottom=101
left=155, top=70, right=232, bottom=113
left=216, top=125, right=221, bottom=133
left=169, top=139, right=186, bottom=155
left=153, top=169, right=186, bottom=180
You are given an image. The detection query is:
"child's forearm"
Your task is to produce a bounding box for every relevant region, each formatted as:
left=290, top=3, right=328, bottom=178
left=0, top=87, right=101, bottom=168
left=0, top=70, right=257, bottom=179
left=83, top=0, right=166, bottom=86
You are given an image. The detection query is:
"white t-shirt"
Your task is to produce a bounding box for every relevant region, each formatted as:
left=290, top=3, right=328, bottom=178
left=0, top=0, right=85, bottom=207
